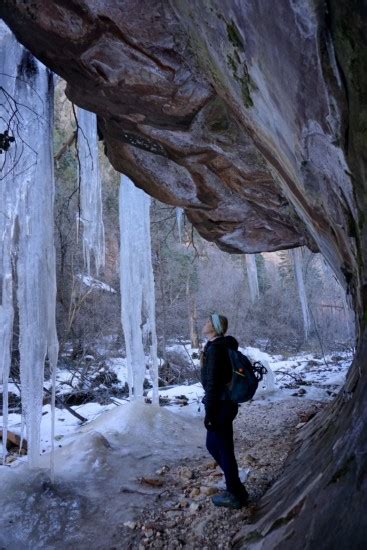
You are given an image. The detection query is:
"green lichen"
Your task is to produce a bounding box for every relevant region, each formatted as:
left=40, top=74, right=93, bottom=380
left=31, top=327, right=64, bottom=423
left=241, top=79, right=254, bottom=108
left=176, top=2, right=254, bottom=110
left=226, top=54, right=254, bottom=108
left=227, top=20, right=245, bottom=51
left=227, top=53, right=238, bottom=75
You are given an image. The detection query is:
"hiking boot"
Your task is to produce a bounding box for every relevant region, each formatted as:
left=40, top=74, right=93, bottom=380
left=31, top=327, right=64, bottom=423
left=235, top=485, right=249, bottom=505
left=211, top=491, right=247, bottom=509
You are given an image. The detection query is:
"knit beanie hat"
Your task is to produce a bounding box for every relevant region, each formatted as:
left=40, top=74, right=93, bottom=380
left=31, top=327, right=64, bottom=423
left=211, top=313, right=228, bottom=335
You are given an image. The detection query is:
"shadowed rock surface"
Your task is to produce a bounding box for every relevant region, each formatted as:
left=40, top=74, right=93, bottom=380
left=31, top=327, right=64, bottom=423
left=1, top=1, right=367, bottom=548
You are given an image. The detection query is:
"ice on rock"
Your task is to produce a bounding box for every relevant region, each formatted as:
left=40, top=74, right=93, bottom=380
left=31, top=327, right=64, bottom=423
left=76, top=108, right=105, bottom=275
left=0, top=24, right=59, bottom=467
left=245, top=254, right=260, bottom=303
left=291, top=248, right=311, bottom=338
left=119, top=176, right=159, bottom=403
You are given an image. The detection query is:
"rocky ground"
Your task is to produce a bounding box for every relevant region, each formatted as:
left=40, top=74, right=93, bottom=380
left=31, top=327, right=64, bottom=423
left=115, top=397, right=325, bottom=549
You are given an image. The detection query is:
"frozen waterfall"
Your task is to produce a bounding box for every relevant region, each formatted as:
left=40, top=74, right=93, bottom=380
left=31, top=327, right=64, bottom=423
left=0, top=24, right=59, bottom=467
left=291, top=248, right=311, bottom=339
left=119, top=176, right=159, bottom=403
left=76, top=108, right=105, bottom=275
left=245, top=255, right=260, bottom=303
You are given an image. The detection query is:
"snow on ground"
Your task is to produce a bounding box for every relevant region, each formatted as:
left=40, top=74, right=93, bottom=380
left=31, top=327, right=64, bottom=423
left=107, top=356, right=128, bottom=385
left=1, top=347, right=352, bottom=461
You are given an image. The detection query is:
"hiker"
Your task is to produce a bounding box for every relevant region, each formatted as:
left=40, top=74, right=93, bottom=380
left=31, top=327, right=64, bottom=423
left=201, top=313, right=249, bottom=509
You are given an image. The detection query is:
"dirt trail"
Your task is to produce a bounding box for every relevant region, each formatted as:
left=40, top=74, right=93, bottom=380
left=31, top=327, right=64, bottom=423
left=113, top=397, right=324, bottom=549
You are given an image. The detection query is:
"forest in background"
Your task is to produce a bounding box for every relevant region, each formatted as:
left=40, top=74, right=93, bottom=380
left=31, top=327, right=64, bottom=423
left=49, top=81, right=354, bottom=371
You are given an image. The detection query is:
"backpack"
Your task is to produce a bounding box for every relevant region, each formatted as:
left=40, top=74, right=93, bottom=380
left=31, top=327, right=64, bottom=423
left=226, top=349, right=268, bottom=403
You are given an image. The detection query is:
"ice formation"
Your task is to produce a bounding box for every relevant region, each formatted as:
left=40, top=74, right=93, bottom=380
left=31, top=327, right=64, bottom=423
left=119, top=176, right=159, bottom=403
left=245, top=254, right=260, bottom=303
left=176, top=207, right=184, bottom=243
left=292, top=248, right=311, bottom=338
left=0, top=24, right=59, bottom=467
left=76, top=108, right=105, bottom=274
left=244, top=349, right=276, bottom=393
left=262, top=362, right=276, bottom=392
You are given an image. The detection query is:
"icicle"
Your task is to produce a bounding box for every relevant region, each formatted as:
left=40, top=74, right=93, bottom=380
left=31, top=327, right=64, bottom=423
left=245, top=255, right=259, bottom=303
left=291, top=248, right=311, bottom=339
left=119, top=175, right=159, bottom=403
left=0, top=24, right=23, bottom=464
left=176, top=207, right=184, bottom=244
left=76, top=108, right=105, bottom=275
left=0, top=23, right=59, bottom=468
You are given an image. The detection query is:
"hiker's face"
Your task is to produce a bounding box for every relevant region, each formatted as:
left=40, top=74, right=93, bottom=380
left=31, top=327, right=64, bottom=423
left=202, top=318, right=215, bottom=338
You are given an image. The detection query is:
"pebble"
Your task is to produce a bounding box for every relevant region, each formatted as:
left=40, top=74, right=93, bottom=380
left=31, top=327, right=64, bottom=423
left=200, top=486, right=217, bottom=496
left=177, top=466, right=194, bottom=480
left=156, top=465, right=170, bottom=475
left=189, top=502, right=201, bottom=513
left=123, top=521, right=136, bottom=530
left=189, top=487, right=200, bottom=498
left=245, top=454, right=258, bottom=465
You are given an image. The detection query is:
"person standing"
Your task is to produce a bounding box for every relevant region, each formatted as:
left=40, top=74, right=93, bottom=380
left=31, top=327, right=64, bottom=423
left=201, top=313, right=249, bottom=509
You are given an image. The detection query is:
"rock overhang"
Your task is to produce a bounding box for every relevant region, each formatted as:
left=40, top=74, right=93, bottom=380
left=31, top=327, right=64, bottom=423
left=0, top=0, right=360, bottom=296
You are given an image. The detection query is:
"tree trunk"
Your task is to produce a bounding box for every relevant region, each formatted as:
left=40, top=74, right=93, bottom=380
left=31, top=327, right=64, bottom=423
left=186, top=276, right=199, bottom=348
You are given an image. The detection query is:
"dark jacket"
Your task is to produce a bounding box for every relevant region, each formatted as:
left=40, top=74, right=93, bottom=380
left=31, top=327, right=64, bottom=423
left=201, top=335, right=238, bottom=421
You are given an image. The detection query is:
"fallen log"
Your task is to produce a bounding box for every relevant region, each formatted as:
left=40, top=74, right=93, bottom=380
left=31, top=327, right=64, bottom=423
left=43, top=386, right=87, bottom=423
left=0, top=428, right=27, bottom=451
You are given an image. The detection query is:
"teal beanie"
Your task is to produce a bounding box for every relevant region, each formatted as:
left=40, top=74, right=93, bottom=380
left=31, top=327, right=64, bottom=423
left=211, top=312, right=224, bottom=335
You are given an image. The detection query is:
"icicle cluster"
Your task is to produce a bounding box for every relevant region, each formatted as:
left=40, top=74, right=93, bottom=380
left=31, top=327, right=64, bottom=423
left=119, top=176, right=159, bottom=403
left=0, top=24, right=58, bottom=467
left=76, top=108, right=105, bottom=274
left=245, top=254, right=260, bottom=303
left=291, top=248, right=311, bottom=338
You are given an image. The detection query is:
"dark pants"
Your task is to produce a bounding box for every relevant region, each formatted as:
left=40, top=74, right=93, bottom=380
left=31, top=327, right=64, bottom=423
left=206, top=401, right=243, bottom=495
